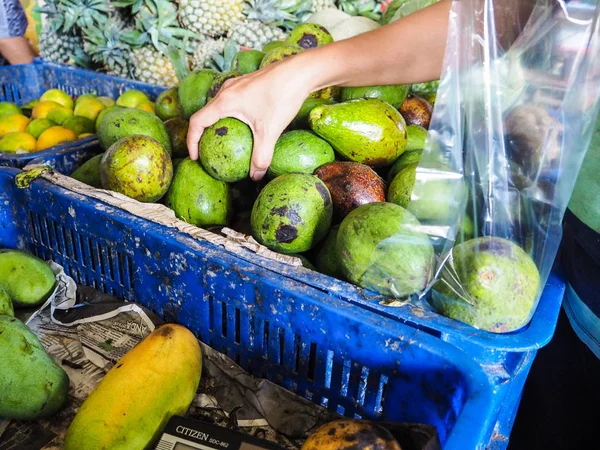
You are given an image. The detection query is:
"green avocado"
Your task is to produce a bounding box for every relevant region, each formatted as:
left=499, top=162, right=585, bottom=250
left=336, top=202, right=434, bottom=297
left=0, top=285, right=14, bottom=316
left=207, top=71, right=242, bottom=103
left=95, top=105, right=123, bottom=132
left=199, top=118, right=253, bottom=182
left=232, top=50, right=265, bottom=74
left=341, top=85, right=410, bottom=110
left=166, top=158, right=232, bottom=228
left=309, top=99, right=407, bottom=167
left=155, top=88, right=183, bottom=121
left=286, top=23, right=334, bottom=49
left=268, top=130, right=335, bottom=178
left=259, top=45, right=303, bottom=69
left=315, top=226, right=343, bottom=279
left=70, top=153, right=104, bottom=188
left=97, top=107, right=172, bottom=154
left=165, top=118, right=189, bottom=158
left=0, top=316, right=70, bottom=420
left=251, top=173, right=333, bottom=254
left=0, top=250, right=56, bottom=307
left=289, top=98, right=336, bottom=130
left=178, top=69, right=217, bottom=119
left=100, top=135, right=173, bottom=203
left=262, top=40, right=285, bottom=53
left=431, top=237, right=540, bottom=332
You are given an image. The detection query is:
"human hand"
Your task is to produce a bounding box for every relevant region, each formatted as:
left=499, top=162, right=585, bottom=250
left=187, top=59, right=315, bottom=181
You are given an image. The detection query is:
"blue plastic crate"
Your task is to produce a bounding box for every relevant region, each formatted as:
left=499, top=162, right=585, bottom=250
left=0, top=61, right=164, bottom=168
left=0, top=166, right=500, bottom=449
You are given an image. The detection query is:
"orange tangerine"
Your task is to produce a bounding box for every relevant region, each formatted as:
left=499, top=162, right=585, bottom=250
left=32, top=101, right=63, bottom=119
left=40, top=89, right=74, bottom=110
left=74, top=98, right=106, bottom=121
left=36, top=126, right=77, bottom=151
left=0, top=114, right=30, bottom=136
left=0, top=132, right=37, bottom=153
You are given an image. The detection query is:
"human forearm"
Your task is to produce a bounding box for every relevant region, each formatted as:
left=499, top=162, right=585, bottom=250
left=0, top=37, right=35, bottom=65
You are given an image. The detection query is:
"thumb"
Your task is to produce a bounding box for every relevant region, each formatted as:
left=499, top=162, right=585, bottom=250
left=249, top=130, right=277, bottom=181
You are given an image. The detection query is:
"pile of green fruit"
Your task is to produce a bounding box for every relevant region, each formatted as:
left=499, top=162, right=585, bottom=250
left=0, top=249, right=70, bottom=421
left=70, top=20, right=539, bottom=333
left=0, top=88, right=159, bottom=155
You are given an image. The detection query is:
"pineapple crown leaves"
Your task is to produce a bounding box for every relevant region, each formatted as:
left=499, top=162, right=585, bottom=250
left=165, top=39, right=191, bottom=83
left=336, top=0, right=384, bottom=21
left=209, top=40, right=241, bottom=73
left=113, top=0, right=145, bottom=14
left=121, top=0, right=201, bottom=51
left=84, top=19, right=132, bottom=74
left=35, top=0, right=67, bottom=33
left=244, top=0, right=312, bottom=30
left=59, top=0, right=114, bottom=33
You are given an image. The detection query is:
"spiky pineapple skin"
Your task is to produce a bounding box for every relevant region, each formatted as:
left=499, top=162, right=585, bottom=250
left=228, top=20, right=286, bottom=50
left=312, top=0, right=336, bottom=11
left=38, top=27, right=84, bottom=66
left=190, top=38, right=226, bottom=71
left=133, top=47, right=180, bottom=87
left=177, top=0, right=245, bottom=37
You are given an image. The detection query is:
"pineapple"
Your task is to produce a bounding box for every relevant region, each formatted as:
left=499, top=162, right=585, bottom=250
left=228, top=0, right=309, bottom=49
left=36, top=0, right=87, bottom=66
left=336, top=0, right=384, bottom=21
left=84, top=17, right=134, bottom=78
left=190, top=38, right=226, bottom=71
left=133, top=46, right=180, bottom=87
left=177, top=0, right=245, bottom=38
left=311, top=0, right=336, bottom=12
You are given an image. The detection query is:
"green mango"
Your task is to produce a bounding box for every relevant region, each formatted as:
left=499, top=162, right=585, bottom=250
left=97, top=107, right=172, bottom=154
left=0, top=250, right=56, bottom=307
left=251, top=173, right=332, bottom=254
left=341, top=85, right=410, bottom=110
left=0, top=285, right=14, bottom=316
left=155, top=88, right=183, bottom=121
left=178, top=70, right=217, bottom=119
left=166, top=158, right=232, bottom=228
left=165, top=118, right=190, bottom=159
left=232, top=50, right=265, bottom=74
left=289, top=98, right=335, bottom=130
left=337, top=202, right=434, bottom=298
left=432, top=237, right=540, bottom=332
left=309, top=99, right=407, bottom=167
left=0, top=316, right=69, bottom=419
left=315, top=226, right=343, bottom=279
left=199, top=118, right=253, bottom=182
left=70, top=153, right=104, bottom=188
left=286, top=23, right=334, bottom=49
left=259, top=45, right=303, bottom=69
left=268, top=130, right=335, bottom=178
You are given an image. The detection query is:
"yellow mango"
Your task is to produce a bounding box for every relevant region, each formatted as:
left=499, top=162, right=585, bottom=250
left=64, top=324, right=202, bottom=450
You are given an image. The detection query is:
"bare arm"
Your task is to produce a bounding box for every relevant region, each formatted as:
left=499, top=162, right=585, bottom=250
left=0, top=37, right=35, bottom=65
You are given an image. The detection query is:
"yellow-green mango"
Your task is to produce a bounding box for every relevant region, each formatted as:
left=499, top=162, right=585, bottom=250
left=0, top=249, right=56, bottom=307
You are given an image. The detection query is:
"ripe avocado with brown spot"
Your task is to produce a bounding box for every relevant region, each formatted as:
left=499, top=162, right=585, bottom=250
left=309, top=99, right=407, bottom=167
left=251, top=173, right=332, bottom=254
left=259, top=44, right=303, bottom=68
left=286, top=23, right=334, bottom=49
left=155, top=88, right=182, bottom=121
left=337, top=202, right=434, bottom=298
left=207, top=71, right=242, bottom=103
left=431, top=237, right=540, bottom=332
left=399, top=95, right=433, bottom=129
left=166, top=158, right=232, bottom=228
left=199, top=118, right=253, bottom=182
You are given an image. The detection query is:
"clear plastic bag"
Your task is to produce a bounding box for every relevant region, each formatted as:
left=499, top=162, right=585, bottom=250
left=418, top=0, right=600, bottom=332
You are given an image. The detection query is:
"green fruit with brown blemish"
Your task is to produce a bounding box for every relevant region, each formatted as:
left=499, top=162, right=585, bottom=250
left=165, top=118, right=189, bottom=158
left=199, top=118, right=253, bottom=183
left=206, top=71, right=242, bottom=103
left=95, top=105, right=123, bottom=132
left=431, top=237, right=540, bottom=332
left=98, top=107, right=172, bottom=154
left=289, top=98, right=335, bottom=130
left=0, top=250, right=56, bottom=307
left=0, top=316, right=69, bottom=420
left=286, top=23, right=334, bottom=49
left=70, top=153, right=104, bottom=188
left=251, top=173, right=333, bottom=254
left=259, top=45, right=303, bottom=69
left=309, top=98, right=407, bottom=167
left=341, top=84, right=410, bottom=110
left=155, top=88, right=183, bottom=121
left=308, top=86, right=342, bottom=101
left=262, top=40, right=285, bottom=53
left=0, top=285, right=14, bottom=316
left=315, top=226, right=343, bottom=279
left=268, top=130, right=335, bottom=178
left=100, top=135, right=173, bottom=203
left=337, top=202, right=434, bottom=298
left=232, top=50, right=265, bottom=74
left=179, top=69, right=218, bottom=119
left=166, top=158, right=232, bottom=228
left=399, top=95, right=433, bottom=129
